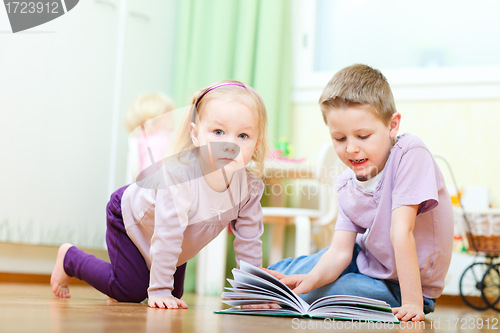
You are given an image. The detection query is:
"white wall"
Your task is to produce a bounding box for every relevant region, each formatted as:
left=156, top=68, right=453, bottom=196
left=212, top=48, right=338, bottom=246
left=0, top=0, right=177, bottom=248
left=290, top=100, right=500, bottom=208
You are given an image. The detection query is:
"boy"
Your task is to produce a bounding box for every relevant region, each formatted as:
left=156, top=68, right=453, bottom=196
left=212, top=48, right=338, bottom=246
left=266, top=64, right=454, bottom=322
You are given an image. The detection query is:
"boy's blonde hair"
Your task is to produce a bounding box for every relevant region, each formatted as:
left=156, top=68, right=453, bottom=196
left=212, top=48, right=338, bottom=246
left=125, top=92, right=176, bottom=132
left=319, top=64, right=396, bottom=124
left=170, top=80, right=269, bottom=179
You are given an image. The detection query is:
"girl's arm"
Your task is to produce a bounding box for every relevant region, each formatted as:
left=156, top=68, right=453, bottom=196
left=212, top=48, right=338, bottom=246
left=279, top=230, right=357, bottom=295
left=232, top=177, right=265, bottom=268
left=148, top=184, right=191, bottom=309
left=390, top=204, right=425, bottom=322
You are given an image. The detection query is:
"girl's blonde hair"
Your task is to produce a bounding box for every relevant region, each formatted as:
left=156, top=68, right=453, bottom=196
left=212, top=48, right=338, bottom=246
left=125, top=92, right=176, bottom=132
left=170, top=80, right=269, bottom=179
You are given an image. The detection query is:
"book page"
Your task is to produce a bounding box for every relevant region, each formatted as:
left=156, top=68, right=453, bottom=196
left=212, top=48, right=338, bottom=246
left=231, top=269, right=305, bottom=312
left=222, top=288, right=298, bottom=309
left=239, top=261, right=310, bottom=311
left=309, top=295, right=392, bottom=312
left=308, top=306, right=398, bottom=322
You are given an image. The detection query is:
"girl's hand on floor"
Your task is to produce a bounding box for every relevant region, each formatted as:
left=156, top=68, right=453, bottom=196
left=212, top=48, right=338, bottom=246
left=148, top=296, right=188, bottom=309
left=392, top=303, right=425, bottom=322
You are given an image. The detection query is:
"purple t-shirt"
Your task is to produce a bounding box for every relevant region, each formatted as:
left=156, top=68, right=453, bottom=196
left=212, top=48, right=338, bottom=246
left=335, top=133, right=454, bottom=299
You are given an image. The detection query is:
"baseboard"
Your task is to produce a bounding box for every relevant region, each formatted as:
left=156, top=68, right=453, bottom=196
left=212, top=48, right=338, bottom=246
left=0, top=242, right=109, bottom=275
left=437, top=295, right=467, bottom=306
left=0, top=272, right=88, bottom=285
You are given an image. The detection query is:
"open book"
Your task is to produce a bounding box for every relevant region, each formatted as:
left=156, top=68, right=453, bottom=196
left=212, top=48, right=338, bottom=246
left=215, top=261, right=399, bottom=322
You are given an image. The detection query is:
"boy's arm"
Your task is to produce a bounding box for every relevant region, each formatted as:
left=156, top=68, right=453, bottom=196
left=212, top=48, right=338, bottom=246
left=279, top=230, right=357, bottom=295
left=390, top=204, right=425, bottom=321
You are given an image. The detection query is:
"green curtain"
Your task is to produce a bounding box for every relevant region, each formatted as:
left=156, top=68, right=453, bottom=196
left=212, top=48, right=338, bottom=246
left=173, top=0, right=291, bottom=141
left=172, top=0, right=291, bottom=293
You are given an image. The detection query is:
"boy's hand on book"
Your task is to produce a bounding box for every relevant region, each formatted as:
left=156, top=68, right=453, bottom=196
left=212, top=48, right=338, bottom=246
left=261, top=268, right=286, bottom=280
left=262, top=269, right=314, bottom=295
left=280, top=274, right=315, bottom=295
left=392, top=303, right=424, bottom=322
left=148, top=296, right=188, bottom=309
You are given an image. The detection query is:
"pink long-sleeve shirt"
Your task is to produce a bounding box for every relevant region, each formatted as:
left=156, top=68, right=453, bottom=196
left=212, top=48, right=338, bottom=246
left=121, top=151, right=264, bottom=299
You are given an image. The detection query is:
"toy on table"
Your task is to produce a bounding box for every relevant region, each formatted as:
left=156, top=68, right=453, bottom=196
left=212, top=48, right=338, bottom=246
left=270, top=137, right=305, bottom=163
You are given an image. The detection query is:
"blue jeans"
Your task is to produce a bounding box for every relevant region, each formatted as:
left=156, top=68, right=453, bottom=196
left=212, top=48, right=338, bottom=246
left=268, top=244, right=436, bottom=314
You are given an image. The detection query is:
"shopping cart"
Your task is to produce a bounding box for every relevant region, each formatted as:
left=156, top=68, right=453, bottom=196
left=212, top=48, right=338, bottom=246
left=458, top=210, right=500, bottom=312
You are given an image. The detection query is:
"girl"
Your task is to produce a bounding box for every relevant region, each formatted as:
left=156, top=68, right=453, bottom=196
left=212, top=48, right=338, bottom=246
left=51, top=80, right=270, bottom=310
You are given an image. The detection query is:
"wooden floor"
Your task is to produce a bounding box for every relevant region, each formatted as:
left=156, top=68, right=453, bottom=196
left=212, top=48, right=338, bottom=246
left=1, top=283, right=499, bottom=333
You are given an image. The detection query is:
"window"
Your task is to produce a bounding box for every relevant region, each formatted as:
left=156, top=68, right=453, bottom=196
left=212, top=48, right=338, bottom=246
left=292, top=0, right=500, bottom=102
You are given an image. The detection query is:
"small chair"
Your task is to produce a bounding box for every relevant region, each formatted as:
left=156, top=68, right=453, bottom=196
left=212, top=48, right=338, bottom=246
left=262, top=142, right=343, bottom=264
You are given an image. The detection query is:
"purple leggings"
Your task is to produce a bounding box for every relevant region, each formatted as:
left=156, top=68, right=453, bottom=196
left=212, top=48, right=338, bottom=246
left=63, top=185, right=186, bottom=302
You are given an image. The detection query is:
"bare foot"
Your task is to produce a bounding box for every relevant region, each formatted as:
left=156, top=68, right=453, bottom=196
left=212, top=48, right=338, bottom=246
left=50, top=243, right=73, bottom=298
left=106, top=297, right=118, bottom=304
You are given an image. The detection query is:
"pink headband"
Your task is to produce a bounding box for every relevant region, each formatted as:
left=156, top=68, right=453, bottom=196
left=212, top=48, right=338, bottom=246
left=195, top=83, right=247, bottom=108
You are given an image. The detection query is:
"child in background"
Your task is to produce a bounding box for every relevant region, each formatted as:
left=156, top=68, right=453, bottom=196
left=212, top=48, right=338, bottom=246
left=125, top=93, right=176, bottom=182
left=265, top=64, right=454, bottom=322
left=51, top=80, right=270, bottom=309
